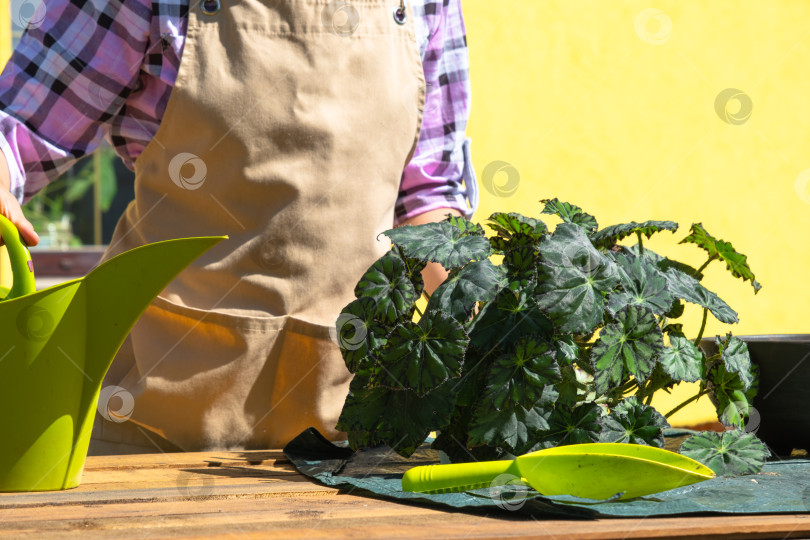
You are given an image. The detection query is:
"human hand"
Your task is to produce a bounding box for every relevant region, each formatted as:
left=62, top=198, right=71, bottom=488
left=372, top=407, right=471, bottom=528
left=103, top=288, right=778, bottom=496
left=0, top=187, right=38, bottom=246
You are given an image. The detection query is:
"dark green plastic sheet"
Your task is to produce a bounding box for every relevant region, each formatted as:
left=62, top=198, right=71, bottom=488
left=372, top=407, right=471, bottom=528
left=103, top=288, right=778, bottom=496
left=283, top=428, right=810, bottom=519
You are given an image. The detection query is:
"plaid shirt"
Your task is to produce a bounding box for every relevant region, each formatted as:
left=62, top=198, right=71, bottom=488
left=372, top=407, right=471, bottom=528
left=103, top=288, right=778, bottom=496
left=0, top=0, right=474, bottom=223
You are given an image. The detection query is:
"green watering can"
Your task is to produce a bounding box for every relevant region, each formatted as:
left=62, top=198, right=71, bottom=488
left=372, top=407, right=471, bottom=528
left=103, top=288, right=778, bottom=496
left=403, top=442, right=715, bottom=500
left=0, top=214, right=225, bottom=492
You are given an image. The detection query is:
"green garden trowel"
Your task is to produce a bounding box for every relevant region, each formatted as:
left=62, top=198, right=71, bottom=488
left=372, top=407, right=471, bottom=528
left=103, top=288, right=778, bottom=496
left=0, top=214, right=225, bottom=492
left=402, top=442, right=715, bottom=500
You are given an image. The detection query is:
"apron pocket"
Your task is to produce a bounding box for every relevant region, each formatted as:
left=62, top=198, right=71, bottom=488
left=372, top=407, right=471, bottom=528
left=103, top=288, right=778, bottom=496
left=125, top=295, right=350, bottom=449
left=252, top=316, right=352, bottom=447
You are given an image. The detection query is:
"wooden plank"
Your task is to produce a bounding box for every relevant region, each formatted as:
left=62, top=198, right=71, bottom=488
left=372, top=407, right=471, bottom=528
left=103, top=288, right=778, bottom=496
left=82, top=450, right=287, bottom=471
left=171, top=514, right=810, bottom=540
left=0, top=481, right=337, bottom=509
left=0, top=449, right=807, bottom=539
left=167, top=514, right=810, bottom=540
left=79, top=462, right=296, bottom=486
left=0, top=493, right=808, bottom=539
left=69, top=474, right=307, bottom=493
left=0, top=450, right=300, bottom=503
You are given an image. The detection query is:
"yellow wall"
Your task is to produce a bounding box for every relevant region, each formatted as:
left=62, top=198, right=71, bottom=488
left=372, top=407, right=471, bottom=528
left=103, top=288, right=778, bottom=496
left=464, top=1, right=810, bottom=424
left=0, top=0, right=9, bottom=66
left=0, top=1, right=802, bottom=423
left=0, top=0, right=10, bottom=295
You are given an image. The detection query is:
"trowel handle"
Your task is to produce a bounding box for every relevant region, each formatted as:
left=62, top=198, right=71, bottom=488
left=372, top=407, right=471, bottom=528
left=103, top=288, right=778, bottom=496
left=0, top=214, right=35, bottom=300
left=401, top=459, right=522, bottom=494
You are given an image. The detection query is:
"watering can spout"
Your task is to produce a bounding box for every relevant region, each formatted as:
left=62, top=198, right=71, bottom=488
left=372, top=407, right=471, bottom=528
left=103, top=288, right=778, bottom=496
left=82, top=236, right=226, bottom=379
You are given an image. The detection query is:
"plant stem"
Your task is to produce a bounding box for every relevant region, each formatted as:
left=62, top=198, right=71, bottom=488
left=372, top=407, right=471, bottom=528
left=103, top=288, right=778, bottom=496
left=635, top=379, right=647, bottom=400
left=636, top=231, right=644, bottom=254
left=693, top=308, right=708, bottom=346
left=645, top=393, right=654, bottom=406
left=695, top=255, right=717, bottom=275
left=664, top=389, right=710, bottom=418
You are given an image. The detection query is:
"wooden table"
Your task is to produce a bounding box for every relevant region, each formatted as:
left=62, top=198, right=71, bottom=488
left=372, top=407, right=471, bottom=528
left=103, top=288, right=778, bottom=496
left=0, top=450, right=808, bottom=539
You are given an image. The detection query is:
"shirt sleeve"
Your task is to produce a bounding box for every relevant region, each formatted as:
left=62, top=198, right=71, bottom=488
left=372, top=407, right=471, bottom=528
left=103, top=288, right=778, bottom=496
left=0, top=0, right=152, bottom=203
left=396, top=0, right=476, bottom=224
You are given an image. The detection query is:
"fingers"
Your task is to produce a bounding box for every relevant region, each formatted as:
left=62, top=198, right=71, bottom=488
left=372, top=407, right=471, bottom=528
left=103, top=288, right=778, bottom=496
left=0, top=189, right=39, bottom=247
left=14, top=215, right=39, bottom=247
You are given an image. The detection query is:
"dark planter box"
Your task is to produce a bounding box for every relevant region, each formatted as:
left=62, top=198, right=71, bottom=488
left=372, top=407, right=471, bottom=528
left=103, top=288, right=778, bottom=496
left=30, top=247, right=106, bottom=276
left=26, top=247, right=106, bottom=290
left=701, top=335, right=810, bottom=456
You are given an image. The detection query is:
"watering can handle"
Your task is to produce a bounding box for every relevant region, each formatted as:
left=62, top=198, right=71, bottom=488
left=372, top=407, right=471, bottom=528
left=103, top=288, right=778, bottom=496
left=0, top=214, right=36, bottom=300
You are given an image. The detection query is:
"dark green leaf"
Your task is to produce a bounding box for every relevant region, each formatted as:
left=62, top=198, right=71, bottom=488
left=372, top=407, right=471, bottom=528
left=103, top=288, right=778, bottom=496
left=679, top=429, right=770, bottom=476
left=663, top=268, right=739, bottom=324
left=335, top=297, right=387, bottom=373
left=620, top=244, right=704, bottom=281
left=447, top=348, right=492, bottom=408
left=554, top=336, right=580, bottom=366
left=446, top=214, right=488, bottom=237
left=377, top=311, right=468, bottom=396
left=639, top=362, right=677, bottom=398
left=666, top=300, right=685, bottom=319
left=555, top=363, right=589, bottom=407
left=540, top=198, right=598, bottom=233
left=337, top=378, right=457, bottom=457
left=502, top=249, right=540, bottom=281
left=468, top=284, right=554, bottom=349
left=717, top=334, right=753, bottom=390
left=382, top=219, right=490, bottom=269
left=707, top=363, right=752, bottom=428
left=490, top=233, right=541, bottom=281
left=354, top=251, right=418, bottom=323
left=679, top=223, right=721, bottom=258
left=658, top=259, right=703, bottom=280
left=680, top=223, right=761, bottom=293
left=719, top=398, right=751, bottom=429
left=489, top=232, right=538, bottom=253
left=346, top=429, right=385, bottom=450
left=533, top=403, right=603, bottom=449
left=591, top=220, right=678, bottom=249
left=484, top=336, right=561, bottom=409
left=536, top=223, right=620, bottom=334
left=599, top=396, right=669, bottom=447
left=430, top=395, right=492, bottom=463
left=468, top=390, right=556, bottom=455
left=487, top=212, right=548, bottom=239
left=662, top=322, right=684, bottom=334
left=433, top=431, right=506, bottom=463
left=607, top=253, right=674, bottom=316
left=659, top=332, right=703, bottom=383
left=426, top=259, right=506, bottom=323
left=591, top=305, right=665, bottom=393
left=395, top=245, right=427, bottom=292
left=745, top=362, right=760, bottom=405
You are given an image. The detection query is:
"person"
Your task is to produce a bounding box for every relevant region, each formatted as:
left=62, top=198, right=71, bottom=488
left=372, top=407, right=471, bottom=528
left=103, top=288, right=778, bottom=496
left=0, top=0, right=476, bottom=453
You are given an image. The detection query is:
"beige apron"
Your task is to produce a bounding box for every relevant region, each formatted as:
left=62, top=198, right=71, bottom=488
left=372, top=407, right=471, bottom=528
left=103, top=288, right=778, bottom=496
left=90, top=0, right=425, bottom=452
